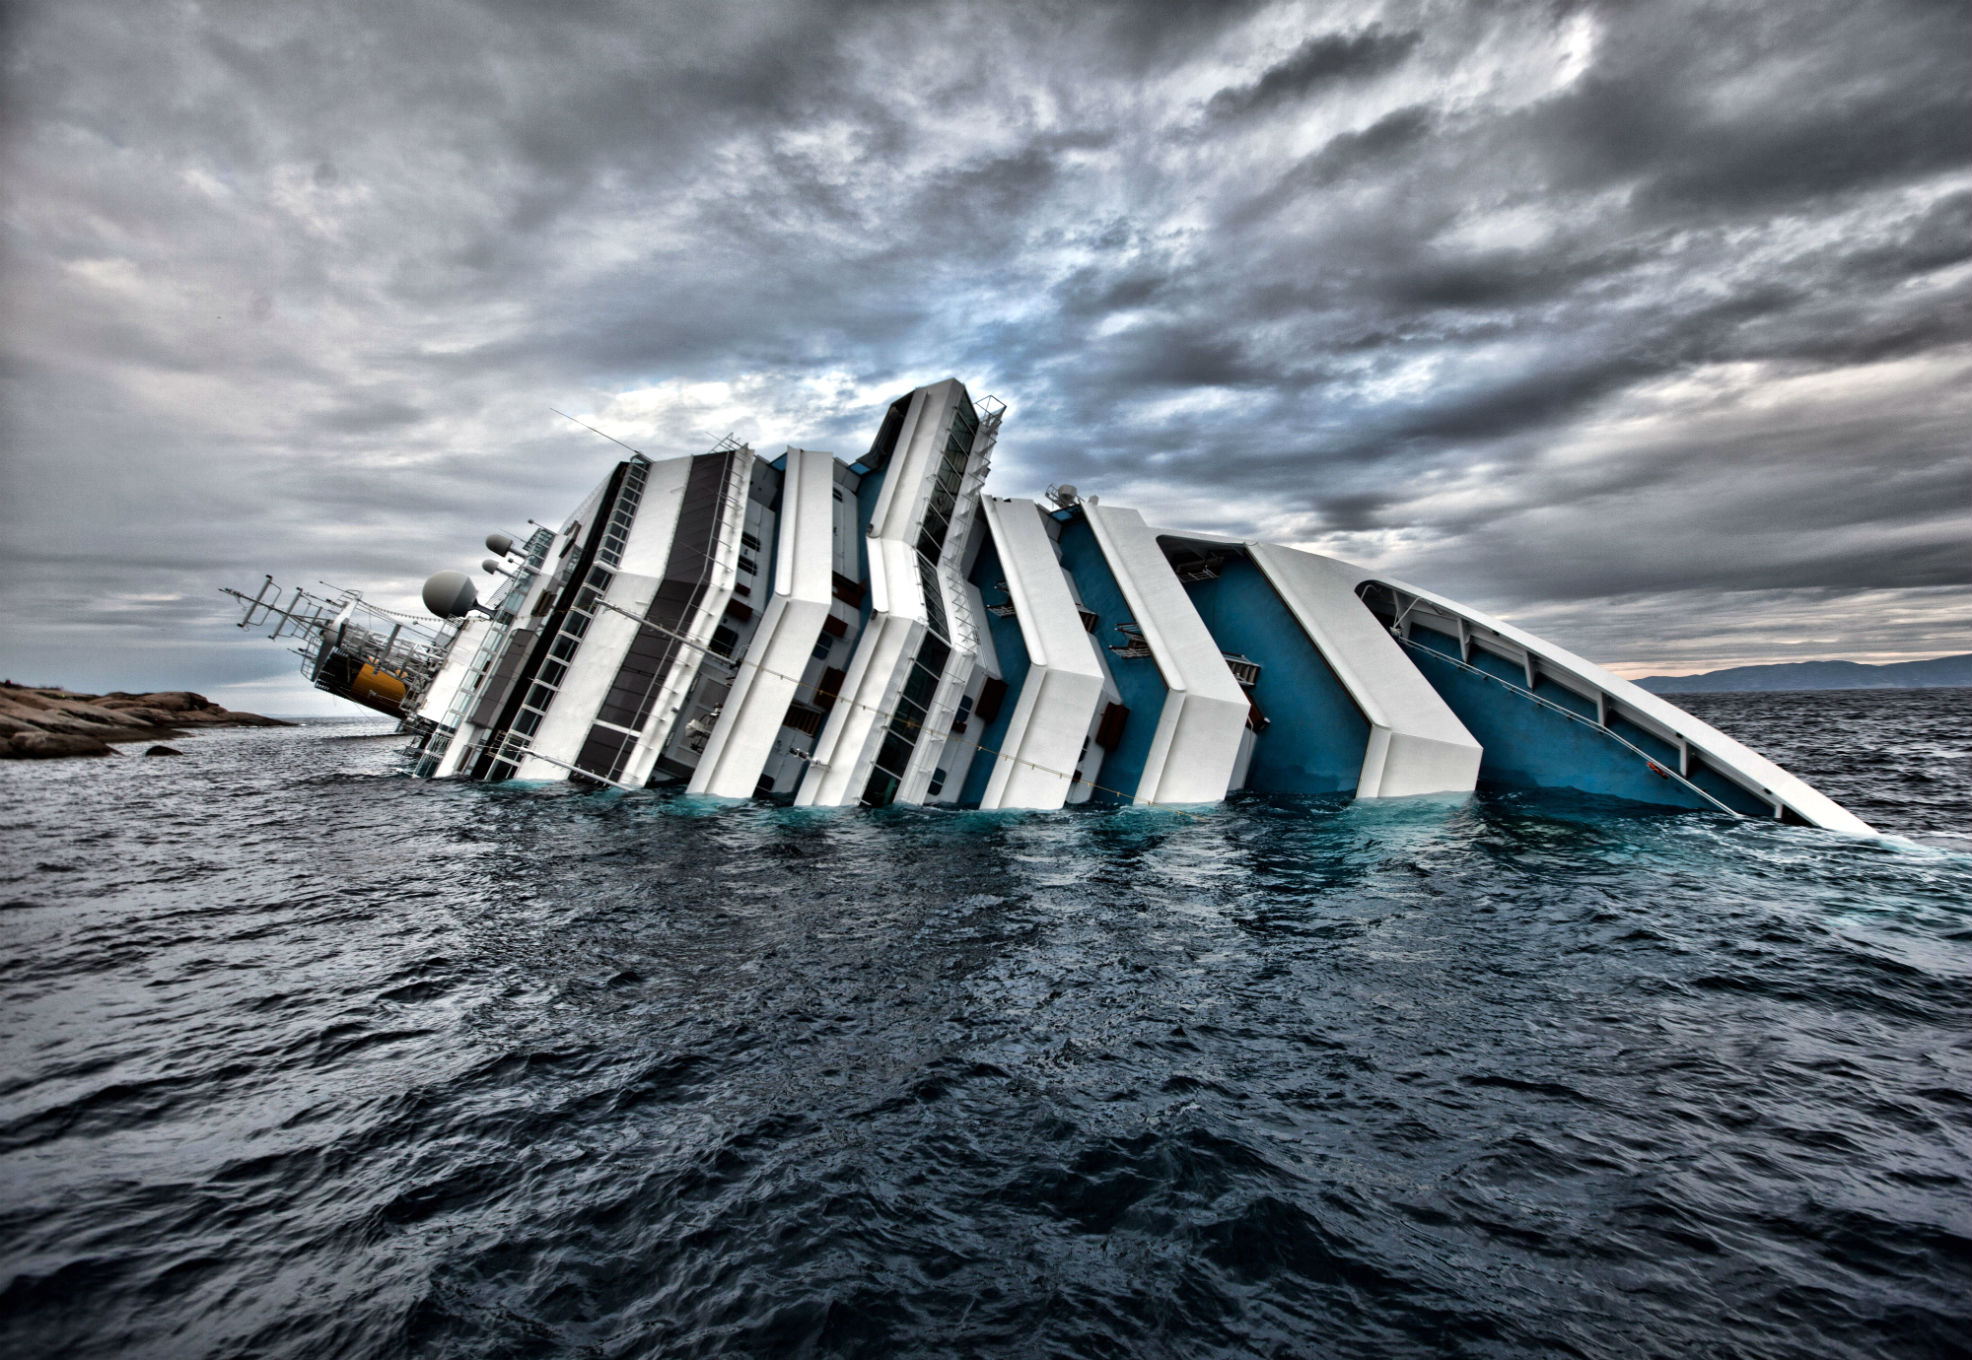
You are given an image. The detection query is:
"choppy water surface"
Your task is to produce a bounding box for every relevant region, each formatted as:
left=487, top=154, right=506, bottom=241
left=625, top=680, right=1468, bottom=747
left=3, top=689, right=1968, bottom=1359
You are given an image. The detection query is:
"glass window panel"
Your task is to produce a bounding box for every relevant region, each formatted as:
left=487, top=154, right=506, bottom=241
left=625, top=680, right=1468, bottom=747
left=875, top=733, right=915, bottom=775
left=950, top=404, right=979, bottom=443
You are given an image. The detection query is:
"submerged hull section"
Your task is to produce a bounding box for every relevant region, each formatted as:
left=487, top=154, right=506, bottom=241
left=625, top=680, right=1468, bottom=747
left=252, top=377, right=1873, bottom=834
left=688, top=448, right=838, bottom=799
left=1349, top=575, right=1874, bottom=834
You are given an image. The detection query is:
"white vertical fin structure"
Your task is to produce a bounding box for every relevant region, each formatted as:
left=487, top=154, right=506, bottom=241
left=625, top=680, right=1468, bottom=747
left=414, top=618, right=489, bottom=729
left=1246, top=542, right=1482, bottom=798
left=1085, top=505, right=1250, bottom=805
left=795, top=612, right=919, bottom=806
left=793, top=387, right=935, bottom=807
left=616, top=449, right=752, bottom=788
left=796, top=379, right=981, bottom=808
left=513, top=456, right=691, bottom=783
left=894, top=399, right=999, bottom=806
left=690, top=448, right=836, bottom=798
left=977, top=498, right=1106, bottom=810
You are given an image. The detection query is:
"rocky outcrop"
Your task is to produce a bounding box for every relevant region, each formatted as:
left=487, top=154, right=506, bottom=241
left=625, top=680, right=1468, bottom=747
left=0, top=684, right=292, bottom=760
left=9, top=731, right=117, bottom=758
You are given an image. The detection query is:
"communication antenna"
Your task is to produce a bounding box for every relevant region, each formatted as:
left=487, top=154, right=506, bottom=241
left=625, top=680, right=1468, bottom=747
left=551, top=407, right=646, bottom=458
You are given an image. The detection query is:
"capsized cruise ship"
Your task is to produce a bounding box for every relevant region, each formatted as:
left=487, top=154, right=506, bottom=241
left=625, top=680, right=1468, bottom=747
left=227, top=379, right=1875, bottom=833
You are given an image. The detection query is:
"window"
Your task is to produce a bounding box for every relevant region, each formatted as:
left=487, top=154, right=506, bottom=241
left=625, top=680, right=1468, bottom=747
left=859, top=634, right=951, bottom=807
left=916, top=553, right=948, bottom=640
left=974, top=676, right=1008, bottom=724
left=782, top=704, right=826, bottom=736
left=863, top=392, right=913, bottom=472
left=912, top=402, right=979, bottom=562
left=815, top=667, right=846, bottom=709
left=875, top=732, right=916, bottom=776
left=861, top=769, right=901, bottom=807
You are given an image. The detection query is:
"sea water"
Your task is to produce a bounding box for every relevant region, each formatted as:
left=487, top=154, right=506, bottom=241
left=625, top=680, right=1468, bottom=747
left=2, top=690, right=1967, bottom=1358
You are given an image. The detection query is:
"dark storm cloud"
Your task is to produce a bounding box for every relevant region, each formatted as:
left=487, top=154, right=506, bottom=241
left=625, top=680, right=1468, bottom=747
left=2, top=0, right=1968, bottom=703
left=1524, top=7, right=1972, bottom=215
left=1226, top=103, right=1438, bottom=223
left=1204, top=26, right=1423, bottom=122
left=319, top=397, right=427, bottom=433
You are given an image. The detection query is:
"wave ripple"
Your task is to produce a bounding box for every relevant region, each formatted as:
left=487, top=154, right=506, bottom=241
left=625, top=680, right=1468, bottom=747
left=2, top=692, right=1969, bottom=1359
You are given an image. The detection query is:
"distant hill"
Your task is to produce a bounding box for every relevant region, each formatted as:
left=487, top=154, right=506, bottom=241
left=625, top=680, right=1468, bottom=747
left=1635, top=653, right=1972, bottom=694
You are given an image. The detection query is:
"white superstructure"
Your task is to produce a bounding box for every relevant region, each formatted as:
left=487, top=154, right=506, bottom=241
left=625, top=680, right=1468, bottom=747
left=237, top=377, right=1875, bottom=834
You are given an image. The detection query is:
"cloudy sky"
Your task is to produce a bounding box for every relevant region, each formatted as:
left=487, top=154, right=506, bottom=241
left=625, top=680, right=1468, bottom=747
left=3, top=0, right=1967, bottom=712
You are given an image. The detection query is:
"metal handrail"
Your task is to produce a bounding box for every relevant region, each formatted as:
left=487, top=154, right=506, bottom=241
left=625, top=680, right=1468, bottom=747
left=1398, top=636, right=1741, bottom=817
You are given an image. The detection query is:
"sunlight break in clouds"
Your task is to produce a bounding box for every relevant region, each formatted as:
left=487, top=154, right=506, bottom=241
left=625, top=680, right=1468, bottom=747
left=1, top=0, right=1966, bottom=709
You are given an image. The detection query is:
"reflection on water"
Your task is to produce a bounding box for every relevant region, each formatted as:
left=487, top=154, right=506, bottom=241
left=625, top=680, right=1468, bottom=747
left=1, top=690, right=1967, bottom=1358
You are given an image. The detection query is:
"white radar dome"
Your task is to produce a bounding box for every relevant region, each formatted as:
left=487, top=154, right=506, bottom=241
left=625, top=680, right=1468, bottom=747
left=422, top=570, right=480, bottom=619
left=485, top=532, right=516, bottom=557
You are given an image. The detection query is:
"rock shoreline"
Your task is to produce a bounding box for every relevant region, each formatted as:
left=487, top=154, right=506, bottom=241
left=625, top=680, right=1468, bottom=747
left=0, top=683, right=292, bottom=759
